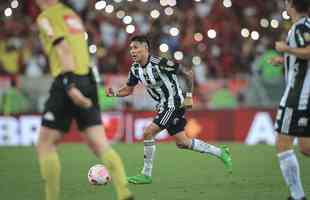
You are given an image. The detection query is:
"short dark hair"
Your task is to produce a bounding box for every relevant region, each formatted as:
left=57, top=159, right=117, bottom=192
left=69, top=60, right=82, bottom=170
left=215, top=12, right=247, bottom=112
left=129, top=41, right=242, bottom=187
left=130, top=35, right=150, bottom=49
left=287, top=0, right=310, bottom=13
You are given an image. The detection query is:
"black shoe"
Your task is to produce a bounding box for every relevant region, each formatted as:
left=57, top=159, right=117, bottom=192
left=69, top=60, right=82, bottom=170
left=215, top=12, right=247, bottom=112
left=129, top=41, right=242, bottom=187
left=288, top=197, right=307, bottom=200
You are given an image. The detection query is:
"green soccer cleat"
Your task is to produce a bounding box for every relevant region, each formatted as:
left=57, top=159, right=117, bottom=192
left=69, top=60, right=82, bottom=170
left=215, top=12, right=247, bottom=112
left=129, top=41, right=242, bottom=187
left=219, top=145, right=232, bottom=174
left=127, top=174, right=152, bottom=184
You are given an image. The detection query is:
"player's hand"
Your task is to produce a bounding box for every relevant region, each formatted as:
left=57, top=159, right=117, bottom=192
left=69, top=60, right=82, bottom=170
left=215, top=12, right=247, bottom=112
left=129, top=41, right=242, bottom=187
left=106, top=88, right=116, bottom=97
left=183, top=96, right=193, bottom=109
left=67, top=87, right=92, bottom=108
left=268, top=56, right=284, bottom=66
left=275, top=41, right=289, bottom=53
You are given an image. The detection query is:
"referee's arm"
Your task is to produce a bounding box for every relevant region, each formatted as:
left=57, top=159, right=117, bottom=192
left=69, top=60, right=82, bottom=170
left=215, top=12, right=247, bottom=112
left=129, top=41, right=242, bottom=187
left=55, top=39, right=92, bottom=108
left=54, top=38, right=75, bottom=72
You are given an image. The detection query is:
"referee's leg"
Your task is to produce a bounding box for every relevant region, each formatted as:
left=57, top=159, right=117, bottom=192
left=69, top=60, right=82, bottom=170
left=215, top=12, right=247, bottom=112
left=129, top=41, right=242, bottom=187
left=37, top=126, right=62, bottom=200
left=84, top=125, right=133, bottom=200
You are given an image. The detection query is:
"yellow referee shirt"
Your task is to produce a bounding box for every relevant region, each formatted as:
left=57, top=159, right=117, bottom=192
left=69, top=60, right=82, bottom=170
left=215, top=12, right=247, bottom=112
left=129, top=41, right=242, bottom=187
left=37, top=3, right=89, bottom=77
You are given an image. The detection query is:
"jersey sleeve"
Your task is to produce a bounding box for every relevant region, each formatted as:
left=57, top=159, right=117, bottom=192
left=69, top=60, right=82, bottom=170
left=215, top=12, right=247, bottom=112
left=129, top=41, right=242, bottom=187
left=295, top=24, right=310, bottom=48
left=126, top=69, right=139, bottom=86
left=158, top=57, right=179, bottom=74
left=37, top=16, right=65, bottom=45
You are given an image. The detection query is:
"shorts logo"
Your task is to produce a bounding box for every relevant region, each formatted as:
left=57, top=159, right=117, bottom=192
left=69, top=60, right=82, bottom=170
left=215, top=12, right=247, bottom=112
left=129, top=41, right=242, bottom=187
left=173, top=117, right=179, bottom=125
left=298, top=117, right=308, bottom=127
left=43, top=112, right=55, bottom=121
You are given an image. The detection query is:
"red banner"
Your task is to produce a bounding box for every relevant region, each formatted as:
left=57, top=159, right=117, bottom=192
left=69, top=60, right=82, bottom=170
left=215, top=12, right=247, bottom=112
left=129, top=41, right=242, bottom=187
left=0, top=109, right=277, bottom=146
left=125, top=109, right=277, bottom=143
left=0, top=112, right=123, bottom=146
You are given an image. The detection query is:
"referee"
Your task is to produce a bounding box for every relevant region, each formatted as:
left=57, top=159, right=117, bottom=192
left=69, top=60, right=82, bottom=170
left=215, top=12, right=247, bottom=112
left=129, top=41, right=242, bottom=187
left=35, top=1, right=134, bottom=200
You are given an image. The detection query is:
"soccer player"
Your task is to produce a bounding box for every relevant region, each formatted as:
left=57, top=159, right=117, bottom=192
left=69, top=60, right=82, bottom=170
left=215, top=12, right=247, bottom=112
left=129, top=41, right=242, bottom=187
left=270, top=0, right=310, bottom=199
left=34, top=0, right=133, bottom=200
left=107, top=35, right=232, bottom=184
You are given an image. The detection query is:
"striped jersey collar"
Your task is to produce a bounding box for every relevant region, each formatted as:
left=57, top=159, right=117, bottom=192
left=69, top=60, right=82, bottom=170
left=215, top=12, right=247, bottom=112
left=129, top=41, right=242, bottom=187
left=140, top=55, right=150, bottom=68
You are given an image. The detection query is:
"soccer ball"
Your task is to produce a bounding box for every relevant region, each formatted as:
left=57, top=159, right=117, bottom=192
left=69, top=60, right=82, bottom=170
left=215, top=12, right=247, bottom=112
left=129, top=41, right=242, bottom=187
left=88, top=164, right=111, bottom=185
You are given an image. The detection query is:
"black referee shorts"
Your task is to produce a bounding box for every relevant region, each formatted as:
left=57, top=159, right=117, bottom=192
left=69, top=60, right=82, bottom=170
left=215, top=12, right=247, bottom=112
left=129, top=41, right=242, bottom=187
left=41, top=72, right=102, bottom=133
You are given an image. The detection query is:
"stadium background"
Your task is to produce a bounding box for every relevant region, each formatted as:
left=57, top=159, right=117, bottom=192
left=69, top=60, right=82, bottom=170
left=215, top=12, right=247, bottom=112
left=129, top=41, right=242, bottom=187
left=0, top=1, right=310, bottom=200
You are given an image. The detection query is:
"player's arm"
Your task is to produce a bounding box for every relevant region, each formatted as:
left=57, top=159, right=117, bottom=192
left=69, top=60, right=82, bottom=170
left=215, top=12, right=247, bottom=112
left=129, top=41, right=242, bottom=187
left=106, top=85, right=135, bottom=97
left=276, top=42, right=310, bottom=60
left=276, top=24, right=310, bottom=60
left=177, top=65, right=194, bottom=108
left=177, top=65, right=194, bottom=94
left=106, top=69, right=138, bottom=97
left=159, top=58, right=194, bottom=108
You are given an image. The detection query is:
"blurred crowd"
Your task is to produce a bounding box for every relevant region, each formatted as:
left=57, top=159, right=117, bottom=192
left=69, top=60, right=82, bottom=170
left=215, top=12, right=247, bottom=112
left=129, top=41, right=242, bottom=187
left=0, top=0, right=290, bottom=111
left=0, top=0, right=288, bottom=77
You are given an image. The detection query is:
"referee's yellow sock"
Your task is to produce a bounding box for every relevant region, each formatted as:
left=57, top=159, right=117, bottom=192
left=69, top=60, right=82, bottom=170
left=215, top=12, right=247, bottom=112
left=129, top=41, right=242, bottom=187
left=100, top=148, right=132, bottom=200
left=39, top=151, right=61, bottom=200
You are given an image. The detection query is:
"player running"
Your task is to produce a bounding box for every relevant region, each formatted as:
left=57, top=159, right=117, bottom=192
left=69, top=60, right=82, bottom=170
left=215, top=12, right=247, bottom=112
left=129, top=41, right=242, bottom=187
left=107, top=35, right=232, bottom=184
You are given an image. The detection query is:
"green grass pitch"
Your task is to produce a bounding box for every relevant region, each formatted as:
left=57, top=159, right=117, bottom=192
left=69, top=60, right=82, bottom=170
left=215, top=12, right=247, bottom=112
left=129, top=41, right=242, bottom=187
left=1, top=143, right=310, bottom=200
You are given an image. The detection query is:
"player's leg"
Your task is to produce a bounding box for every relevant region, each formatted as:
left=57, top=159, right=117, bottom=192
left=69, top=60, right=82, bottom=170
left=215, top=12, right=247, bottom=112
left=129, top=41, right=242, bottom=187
left=294, top=137, right=310, bottom=200
left=84, top=125, right=133, bottom=200
left=172, top=126, right=232, bottom=173
left=127, top=123, right=160, bottom=184
left=275, top=106, right=307, bottom=200
left=276, top=134, right=306, bottom=200
left=36, top=126, right=62, bottom=200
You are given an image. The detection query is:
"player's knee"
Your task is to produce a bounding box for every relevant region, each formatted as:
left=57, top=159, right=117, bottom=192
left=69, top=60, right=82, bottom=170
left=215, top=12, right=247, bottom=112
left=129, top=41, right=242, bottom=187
left=143, top=130, right=154, bottom=140
left=89, top=141, right=108, bottom=158
left=36, top=128, right=60, bottom=154
left=276, top=135, right=293, bottom=153
left=88, top=142, right=100, bottom=157
left=37, top=131, right=49, bottom=150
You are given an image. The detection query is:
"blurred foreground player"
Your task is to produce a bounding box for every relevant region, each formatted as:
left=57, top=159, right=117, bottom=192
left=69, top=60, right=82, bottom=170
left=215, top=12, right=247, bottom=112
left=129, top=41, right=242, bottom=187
left=35, top=0, right=133, bottom=199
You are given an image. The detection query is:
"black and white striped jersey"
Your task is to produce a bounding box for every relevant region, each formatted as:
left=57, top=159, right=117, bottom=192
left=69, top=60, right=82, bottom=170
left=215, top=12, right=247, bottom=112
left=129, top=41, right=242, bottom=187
left=280, top=16, right=310, bottom=110
left=126, top=56, right=184, bottom=109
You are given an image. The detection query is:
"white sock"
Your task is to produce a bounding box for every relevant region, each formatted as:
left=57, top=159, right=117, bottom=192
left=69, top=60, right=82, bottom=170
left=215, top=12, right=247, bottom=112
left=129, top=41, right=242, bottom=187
left=191, top=139, right=222, bottom=157
left=278, top=150, right=305, bottom=200
left=141, top=139, right=156, bottom=177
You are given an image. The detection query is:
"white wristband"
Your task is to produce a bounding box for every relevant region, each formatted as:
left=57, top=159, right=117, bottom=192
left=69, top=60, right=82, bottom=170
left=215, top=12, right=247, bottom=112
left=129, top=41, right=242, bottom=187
left=186, top=92, right=192, bottom=97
